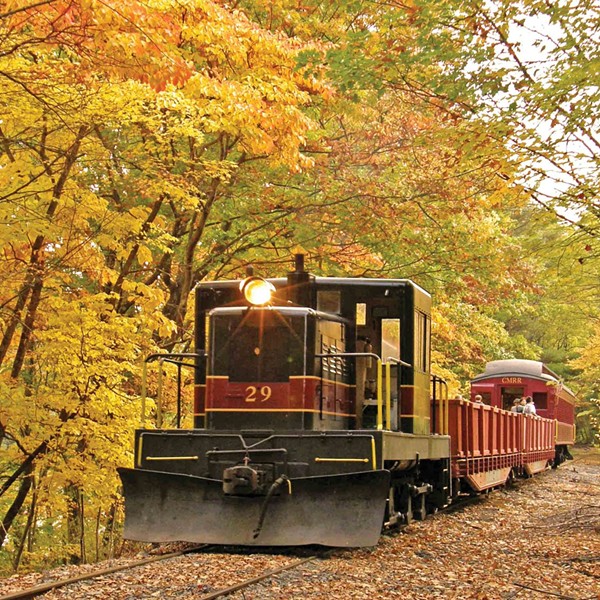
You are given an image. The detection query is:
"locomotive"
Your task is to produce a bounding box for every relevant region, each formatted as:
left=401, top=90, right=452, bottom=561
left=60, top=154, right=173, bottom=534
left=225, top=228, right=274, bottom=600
left=118, top=255, right=575, bottom=547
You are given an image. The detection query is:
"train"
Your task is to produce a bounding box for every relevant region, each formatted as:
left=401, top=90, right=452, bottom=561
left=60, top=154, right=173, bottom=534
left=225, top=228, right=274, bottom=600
left=118, top=255, right=576, bottom=547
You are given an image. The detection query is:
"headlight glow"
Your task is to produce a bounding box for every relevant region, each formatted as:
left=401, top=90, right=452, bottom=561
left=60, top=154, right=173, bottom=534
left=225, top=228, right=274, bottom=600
left=239, top=277, right=275, bottom=305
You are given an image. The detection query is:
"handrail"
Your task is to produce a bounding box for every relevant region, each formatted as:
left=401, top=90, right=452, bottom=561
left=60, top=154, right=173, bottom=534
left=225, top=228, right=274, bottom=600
left=143, top=349, right=413, bottom=432
left=141, top=352, right=206, bottom=428
left=383, top=357, right=412, bottom=431
left=431, top=374, right=449, bottom=435
left=315, top=352, right=412, bottom=431
left=384, top=357, right=412, bottom=368
left=314, top=352, right=382, bottom=361
left=316, top=352, right=384, bottom=428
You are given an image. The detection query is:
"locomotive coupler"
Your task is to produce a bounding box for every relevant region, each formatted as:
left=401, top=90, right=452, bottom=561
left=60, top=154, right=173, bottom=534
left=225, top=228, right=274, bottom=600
left=222, top=465, right=262, bottom=495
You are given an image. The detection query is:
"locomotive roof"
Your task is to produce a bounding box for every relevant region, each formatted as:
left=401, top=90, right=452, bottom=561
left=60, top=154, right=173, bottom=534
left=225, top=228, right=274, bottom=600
left=313, top=276, right=430, bottom=296
left=196, top=275, right=430, bottom=298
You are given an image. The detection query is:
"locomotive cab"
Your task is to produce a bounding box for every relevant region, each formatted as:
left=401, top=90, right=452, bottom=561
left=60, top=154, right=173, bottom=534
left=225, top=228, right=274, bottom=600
left=193, top=255, right=433, bottom=436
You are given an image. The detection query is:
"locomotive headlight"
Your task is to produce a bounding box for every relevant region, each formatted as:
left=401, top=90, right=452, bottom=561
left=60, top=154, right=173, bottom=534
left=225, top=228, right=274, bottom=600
left=240, top=277, right=275, bottom=305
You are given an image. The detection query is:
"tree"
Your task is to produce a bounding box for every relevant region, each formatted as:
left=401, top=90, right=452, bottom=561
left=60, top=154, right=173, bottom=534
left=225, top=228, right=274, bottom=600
left=0, top=0, right=326, bottom=568
left=570, top=325, right=600, bottom=444
left=383, top=0, right=600, bottom=262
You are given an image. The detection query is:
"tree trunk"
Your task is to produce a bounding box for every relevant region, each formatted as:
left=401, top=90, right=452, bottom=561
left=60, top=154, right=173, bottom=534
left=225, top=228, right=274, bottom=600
left=0, top=283, right=32, bottom=367
left=66, top=485, right=86, bottom=564
left=12, top=477, right=37, bottom=571
left=0, top=463, right=33, bottom=548
left=105, top=502, right=117, bottom=560
left=79, top=491, right=86, bottom=564
left=1, top=124, right=87, bottom=372
left=11, top=276, right=43, bottom=379
left=0, top=440, right=47, bottom=498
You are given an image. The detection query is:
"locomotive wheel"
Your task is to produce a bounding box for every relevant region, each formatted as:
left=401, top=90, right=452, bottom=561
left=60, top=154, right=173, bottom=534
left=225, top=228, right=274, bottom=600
left=384, top=486, right=399, bottom=527
left=401, top=483, right=416, bottom=524
left=384, top=484, right=414, bottom=526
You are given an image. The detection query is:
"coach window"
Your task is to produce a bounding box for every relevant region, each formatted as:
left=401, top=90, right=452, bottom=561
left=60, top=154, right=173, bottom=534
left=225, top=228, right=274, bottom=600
left=533, top=392, right=548, bottom=410
left=501, top=387, right=524, bottom=411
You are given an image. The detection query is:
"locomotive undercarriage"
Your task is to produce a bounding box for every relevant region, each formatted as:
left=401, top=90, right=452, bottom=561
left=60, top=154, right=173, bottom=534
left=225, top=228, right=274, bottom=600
left=384, top=458, right=452, bottom=527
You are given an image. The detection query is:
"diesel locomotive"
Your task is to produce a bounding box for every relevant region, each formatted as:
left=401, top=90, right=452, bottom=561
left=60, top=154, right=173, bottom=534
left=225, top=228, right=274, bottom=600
left=118, top=255, right=575, bottom=548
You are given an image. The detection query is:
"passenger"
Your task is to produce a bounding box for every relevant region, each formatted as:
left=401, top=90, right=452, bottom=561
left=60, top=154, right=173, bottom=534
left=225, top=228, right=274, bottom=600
left=474, top=394, right=483, bottom=403
left=516, top=398, right=526, bottom=413
left=523, top=396, right=537, bottom=415
left=511, top=398, right=521, bottom=413
left=454, top=394, right=464, bottom=400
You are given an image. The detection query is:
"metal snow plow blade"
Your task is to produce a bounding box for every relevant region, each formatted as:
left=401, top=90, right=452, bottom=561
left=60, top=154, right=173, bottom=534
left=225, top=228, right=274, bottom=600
left=118, top=467, right=390, bottom=547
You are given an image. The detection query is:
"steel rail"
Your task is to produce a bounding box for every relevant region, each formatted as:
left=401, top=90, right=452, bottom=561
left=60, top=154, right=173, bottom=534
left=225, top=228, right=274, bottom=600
left=0, top=545, right=208, bottom=600
left=198, top=550, right=335, bottom=600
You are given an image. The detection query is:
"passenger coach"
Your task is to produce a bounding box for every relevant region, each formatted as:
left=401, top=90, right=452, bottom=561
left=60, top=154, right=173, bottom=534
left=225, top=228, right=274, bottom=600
left=470, top=359, right=576, bottom=465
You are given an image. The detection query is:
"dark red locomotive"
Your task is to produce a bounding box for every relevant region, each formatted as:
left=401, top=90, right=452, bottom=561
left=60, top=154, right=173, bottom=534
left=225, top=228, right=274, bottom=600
left=118, top=257, right=576, bottom=547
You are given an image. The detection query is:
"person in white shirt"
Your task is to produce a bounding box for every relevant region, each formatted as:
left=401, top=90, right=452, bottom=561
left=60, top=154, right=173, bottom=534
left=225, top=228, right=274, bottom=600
left=523, top=396, right=536, bottom=415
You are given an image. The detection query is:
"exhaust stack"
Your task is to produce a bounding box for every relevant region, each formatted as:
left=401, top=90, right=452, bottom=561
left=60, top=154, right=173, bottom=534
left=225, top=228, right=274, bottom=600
left=287, top=253, right=314, bottom=306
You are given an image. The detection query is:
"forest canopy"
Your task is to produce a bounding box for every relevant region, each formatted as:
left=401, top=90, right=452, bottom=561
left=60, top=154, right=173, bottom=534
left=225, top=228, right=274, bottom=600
left=0, top=0, right=598, bottom=572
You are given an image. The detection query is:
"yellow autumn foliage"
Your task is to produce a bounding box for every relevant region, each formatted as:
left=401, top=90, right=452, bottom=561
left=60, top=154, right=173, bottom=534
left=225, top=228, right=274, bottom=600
left=0, top=0, right=328, bottom=571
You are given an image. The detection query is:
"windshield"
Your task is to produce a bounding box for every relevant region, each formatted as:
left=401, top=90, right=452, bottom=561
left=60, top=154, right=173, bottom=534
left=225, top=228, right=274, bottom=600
left=210, top=309, right=307, bottom=382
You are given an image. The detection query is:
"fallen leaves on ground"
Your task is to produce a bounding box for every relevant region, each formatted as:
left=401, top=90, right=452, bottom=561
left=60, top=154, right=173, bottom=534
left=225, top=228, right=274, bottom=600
left=1, top=449, right=598, bottom=599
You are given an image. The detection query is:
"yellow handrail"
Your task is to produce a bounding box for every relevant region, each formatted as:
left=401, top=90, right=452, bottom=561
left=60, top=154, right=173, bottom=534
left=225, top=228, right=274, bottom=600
left=140, top=352, right=205, bottom=429
left=383, top=357, right=412, bottom=432
left=385, top=362, right=391, bottom=430
left=141, top=361, right=147, bottom=426
left=157, top=359, right=164, bottom=429
left=376, top=359, right=383, bottom=430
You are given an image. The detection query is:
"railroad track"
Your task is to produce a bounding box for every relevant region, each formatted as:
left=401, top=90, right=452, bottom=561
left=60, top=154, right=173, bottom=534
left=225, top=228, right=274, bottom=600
left=0, top=546, right=336, bottom=600
left=197, top=550, right=335, bottom=600
left=0, top=546, right=208, bottom=600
